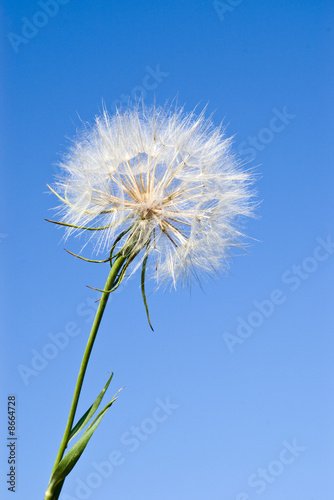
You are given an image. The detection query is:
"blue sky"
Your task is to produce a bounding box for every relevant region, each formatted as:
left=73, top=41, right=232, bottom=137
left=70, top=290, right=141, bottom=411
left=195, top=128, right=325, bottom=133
left=1, top=1, right=334, bottom=499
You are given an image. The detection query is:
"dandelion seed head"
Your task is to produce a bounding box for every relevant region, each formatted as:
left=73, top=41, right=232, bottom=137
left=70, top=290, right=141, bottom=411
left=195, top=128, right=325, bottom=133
left=51, top=101, right=255, bottom=288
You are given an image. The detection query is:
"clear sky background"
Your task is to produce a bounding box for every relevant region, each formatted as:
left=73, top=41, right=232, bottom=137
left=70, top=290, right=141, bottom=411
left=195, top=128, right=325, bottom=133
left=1, top=1, right=334, bottom=499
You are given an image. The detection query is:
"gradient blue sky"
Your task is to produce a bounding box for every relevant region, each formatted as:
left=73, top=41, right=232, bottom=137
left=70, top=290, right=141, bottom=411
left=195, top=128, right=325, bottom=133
left=1, top=1, right=334, bottom=499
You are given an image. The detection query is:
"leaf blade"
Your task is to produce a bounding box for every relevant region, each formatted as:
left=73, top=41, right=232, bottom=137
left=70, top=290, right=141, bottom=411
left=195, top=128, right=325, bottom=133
left=68, top=373, right=114, bottom=443
left=47, top=399, right=116, bottom=493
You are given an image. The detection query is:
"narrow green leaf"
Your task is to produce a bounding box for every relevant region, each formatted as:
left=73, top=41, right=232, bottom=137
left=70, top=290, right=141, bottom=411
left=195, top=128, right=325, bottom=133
left=68, top=373, right=113, bottom=443
left=48, top=399, right=116, bottom=492
left=46, top=479, right=64, bottom=500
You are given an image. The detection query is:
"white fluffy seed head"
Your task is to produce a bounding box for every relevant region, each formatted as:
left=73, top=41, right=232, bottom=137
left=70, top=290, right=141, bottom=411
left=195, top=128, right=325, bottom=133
left=51, top=101, right=255, bottom=288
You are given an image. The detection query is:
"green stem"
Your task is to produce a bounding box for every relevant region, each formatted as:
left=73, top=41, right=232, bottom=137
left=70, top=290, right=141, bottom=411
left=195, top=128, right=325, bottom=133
left=45, top=253, right=127, bottom=499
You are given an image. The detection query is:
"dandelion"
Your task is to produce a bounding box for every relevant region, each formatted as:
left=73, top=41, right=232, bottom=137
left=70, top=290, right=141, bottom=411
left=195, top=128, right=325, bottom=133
left=49, top=101, right=254, bottom=287
left=44, top=101, right=255, bottom=500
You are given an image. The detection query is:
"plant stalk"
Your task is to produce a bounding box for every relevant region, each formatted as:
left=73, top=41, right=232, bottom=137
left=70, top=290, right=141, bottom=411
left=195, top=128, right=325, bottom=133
left=44, top=253, right=127, bottom=499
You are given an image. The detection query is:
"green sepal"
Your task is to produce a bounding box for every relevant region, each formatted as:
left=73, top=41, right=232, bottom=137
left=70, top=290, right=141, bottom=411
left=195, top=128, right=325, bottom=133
left=64, top=248, right=111, bottom=264
left=45, top=218, right=113, bottom=231
left=109, top=227, right=131, bottom=264
left=141, top=252, right=154, bottom=331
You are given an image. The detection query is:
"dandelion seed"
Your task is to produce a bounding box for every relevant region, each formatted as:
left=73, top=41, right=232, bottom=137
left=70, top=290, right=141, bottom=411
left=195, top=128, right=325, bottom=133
left=50, top=101, right=255, bottom=287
